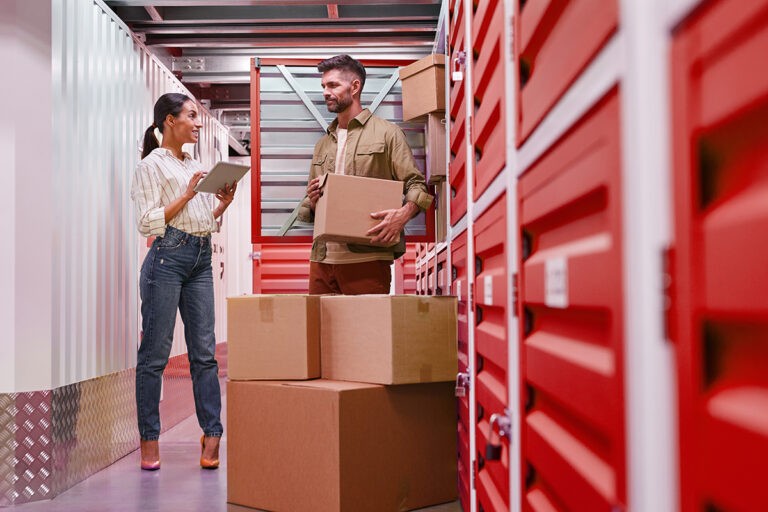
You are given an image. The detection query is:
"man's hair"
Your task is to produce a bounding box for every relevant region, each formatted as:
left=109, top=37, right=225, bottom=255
left=317, top=54, right=366, bottom=90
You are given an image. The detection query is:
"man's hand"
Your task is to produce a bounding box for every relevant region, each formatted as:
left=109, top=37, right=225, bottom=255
left=367, top=202, right=419, bottom=245
left=306, top=176, right=323, bottom=211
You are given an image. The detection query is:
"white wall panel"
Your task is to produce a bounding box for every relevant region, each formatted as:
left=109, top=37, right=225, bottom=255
left=1, top=0, right=231, bottom=392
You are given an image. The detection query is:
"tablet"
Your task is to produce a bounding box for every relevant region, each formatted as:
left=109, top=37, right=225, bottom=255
left=194, top=162, right=250, bottom=193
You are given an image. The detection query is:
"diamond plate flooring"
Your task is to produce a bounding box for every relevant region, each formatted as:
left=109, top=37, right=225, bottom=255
left=10, top=392, right=463, bottom=512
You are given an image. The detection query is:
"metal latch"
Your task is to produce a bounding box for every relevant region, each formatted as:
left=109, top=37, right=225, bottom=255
left=455, top=371, right=470, bottom=397
left=249, top=251, right=262, bottom=264
left=486, top=409, right=512, bottom=461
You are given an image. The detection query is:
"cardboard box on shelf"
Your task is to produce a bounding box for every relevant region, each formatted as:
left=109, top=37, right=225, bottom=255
left=227, top=379, right=457, bottom=512
left=227, top=295, right=320, bottom=380
left=426, top=112, right=447, bottom=184
left=313, top=173, right=403, bottom=247
left=320, top=295, right=458, bottom=384
left=435, top=180, right=448, bottom=243
left=399, top=54, right=446, bottom=121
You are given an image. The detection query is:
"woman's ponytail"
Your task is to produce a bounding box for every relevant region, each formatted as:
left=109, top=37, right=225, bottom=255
left=141, top=124, right=159, bottom=159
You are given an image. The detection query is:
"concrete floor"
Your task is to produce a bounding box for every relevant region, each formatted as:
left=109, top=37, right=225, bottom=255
left=12, top=392, right=462, bottom=512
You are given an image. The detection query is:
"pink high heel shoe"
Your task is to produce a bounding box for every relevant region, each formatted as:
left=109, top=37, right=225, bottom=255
left=140, top=440, right=160, bottom=471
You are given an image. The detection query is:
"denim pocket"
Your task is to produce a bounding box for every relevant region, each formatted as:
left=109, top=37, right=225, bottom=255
left=157, top=231, right=184, bottom=250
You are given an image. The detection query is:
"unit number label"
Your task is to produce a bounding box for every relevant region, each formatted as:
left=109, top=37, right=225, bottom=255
left=545, top=257, right=568, bottom=309
left=484, top=276, right=493, bottom=306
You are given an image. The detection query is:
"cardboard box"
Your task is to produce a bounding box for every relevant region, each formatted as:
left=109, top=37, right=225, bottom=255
left=426, top=112, right=447, bottom=183
left=399, top=54, right=446, bottom=121
left=227, top=295, right=320, bottom=380
left=321, top=295, right=458, bottom=384
left=227, top=380, right=457, bottom=512
left=435, top=180, right=448, bottom=243
left=313, top=173, right=403, bottom=246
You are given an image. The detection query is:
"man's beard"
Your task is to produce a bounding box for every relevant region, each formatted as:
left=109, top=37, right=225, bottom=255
left=326, top=96, right=352, bottom=113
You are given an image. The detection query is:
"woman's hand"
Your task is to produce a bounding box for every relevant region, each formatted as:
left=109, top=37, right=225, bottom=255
left=216, top=181, right=237, bottom=206
left=213, top=181, right=237, bottom=218
left=183, top=171, right=206, bottom=200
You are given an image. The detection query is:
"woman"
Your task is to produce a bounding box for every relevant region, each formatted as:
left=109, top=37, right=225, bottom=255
left=131, top=93, right=236, bottom=471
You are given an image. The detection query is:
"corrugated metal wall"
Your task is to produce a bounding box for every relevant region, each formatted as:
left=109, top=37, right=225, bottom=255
left=50, top=0, right=229, bottom=386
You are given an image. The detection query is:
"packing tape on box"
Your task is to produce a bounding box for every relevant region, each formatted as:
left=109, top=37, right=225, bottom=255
left=417, top=299, right=430, bottom=314
left=260, top=298, right=273, bottom=323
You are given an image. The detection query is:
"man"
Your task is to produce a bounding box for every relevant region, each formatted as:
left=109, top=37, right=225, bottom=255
left=298, top=54, right=433, bottom=295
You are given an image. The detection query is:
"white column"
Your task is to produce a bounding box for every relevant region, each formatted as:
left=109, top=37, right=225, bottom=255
left=619, top=1, right=678, bottom=511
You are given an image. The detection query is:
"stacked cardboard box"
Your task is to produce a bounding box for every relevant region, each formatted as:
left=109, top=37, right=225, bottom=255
left=227, top=294, right=459, bottom=512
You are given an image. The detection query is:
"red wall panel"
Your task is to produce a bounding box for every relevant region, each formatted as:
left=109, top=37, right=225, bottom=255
left=517, top=90, right=625, bottom=511
left=252, top=244, right=312, bottom=294
left=672, top=2, right=768, bottom=510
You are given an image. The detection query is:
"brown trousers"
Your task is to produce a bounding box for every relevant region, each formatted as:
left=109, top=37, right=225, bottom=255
left=308, top=260, right=392, bottom=295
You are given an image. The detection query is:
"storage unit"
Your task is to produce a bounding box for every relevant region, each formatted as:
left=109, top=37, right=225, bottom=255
left=471, top=0, right=507, bottom=200
left=671, top=1, right=768, bottom=510
left=448, top=0, right=469, bottom=225
left=451, top=230, right=471, bottom=512
left=473, top=195, right=510, bottom=512
left=515, top=0, right=618, bottom=144
left=518, top=91, right=626, bottom=510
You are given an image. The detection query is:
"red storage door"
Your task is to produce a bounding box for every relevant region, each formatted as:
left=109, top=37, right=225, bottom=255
left=436, top=248, right=448, bottom=296
left=471, top=0, right=507, bottom=200
left=473, top=195, right=509, bottom=512
left=394, top=244, right=418, bottom=295
left=517, top=91, right=626, bottom=510
left=252, top=244, right=312, bottom=294
left=451, top=230, right=471, bottom=512
left=671, top=2, right=768, bottom=510
left=449, top=0, right=468, bottom=225
left=515, top=0, right=618, bottom=144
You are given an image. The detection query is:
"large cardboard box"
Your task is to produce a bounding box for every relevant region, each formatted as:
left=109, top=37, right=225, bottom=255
left=227, top=380, right=457, bottom=512
left=426, top=112, right=447, bottom=184
left=321, top=295, right=458, bottom=384
left=399, top=54, right=446, bottom=121
left=313, top=173, right=403, bottom=247
left=227, top=295, right=320, bottom=380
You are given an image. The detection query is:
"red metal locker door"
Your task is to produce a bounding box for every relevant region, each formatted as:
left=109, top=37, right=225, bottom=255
left=471, top=0, right=507, bottom=200
left=474, top=195, right=510, bottom=512
left=515, top=0, right=618, bottom=145
left=394, top=244, right=418, bottom=295
left=252, top=243, right=312, bottom=294
left=436, top=248, right=448, bottom=296
left=517, top=90, right=626, bottom=510
left=452, top=230, right=471, bottom=512
left=671, top=2, right=768, bottom=510
left=449, top=0, right=469, bottom=225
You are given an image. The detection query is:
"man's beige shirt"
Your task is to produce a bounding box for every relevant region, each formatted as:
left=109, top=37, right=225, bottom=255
left=298, top=109, right=433, bottom=262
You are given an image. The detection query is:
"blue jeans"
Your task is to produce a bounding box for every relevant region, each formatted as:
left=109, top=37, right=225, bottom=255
left=136, top=226, right=223, bottom=441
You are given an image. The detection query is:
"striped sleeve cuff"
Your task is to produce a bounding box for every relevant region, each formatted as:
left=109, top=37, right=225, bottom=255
left=147, top=209, right=167, bottom=236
